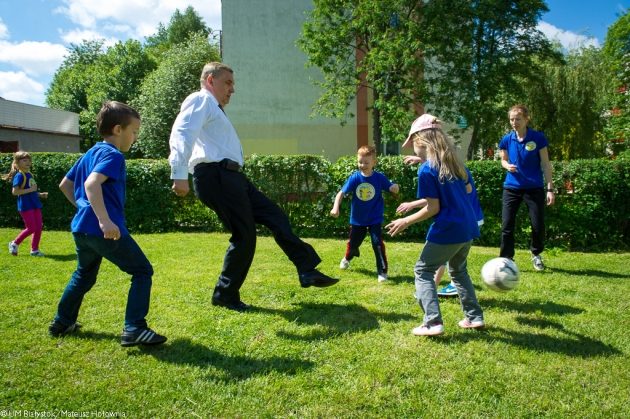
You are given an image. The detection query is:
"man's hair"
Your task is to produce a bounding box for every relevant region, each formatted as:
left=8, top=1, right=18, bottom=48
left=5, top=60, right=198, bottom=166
left=357, top=145, right=377, bottom=158
left=200, top=62, right=233, bottom=88
left=96, top=101, right=141, bottom=136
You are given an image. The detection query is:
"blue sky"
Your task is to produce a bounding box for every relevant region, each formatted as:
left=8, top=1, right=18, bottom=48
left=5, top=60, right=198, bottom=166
left=0, top=0, right=627, bottom=107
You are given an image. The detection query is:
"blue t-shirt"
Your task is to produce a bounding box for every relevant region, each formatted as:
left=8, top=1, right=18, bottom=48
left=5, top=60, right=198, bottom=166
left=417, top=162, right=480, bottom=244
left=342, top=170, right=394, bottom=226
left=12, top=172, right=42, bottom=212
left=466, top=168, right=484, bottom=226
left=499, top=128, right=549, bottom=189
left=66, top=142, right=128, bottom=237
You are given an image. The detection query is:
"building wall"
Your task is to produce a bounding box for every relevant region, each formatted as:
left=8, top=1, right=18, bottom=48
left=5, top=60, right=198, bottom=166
left=0, top=98, right=80, bottom=153
left=222, top=0, right=362, bottom=161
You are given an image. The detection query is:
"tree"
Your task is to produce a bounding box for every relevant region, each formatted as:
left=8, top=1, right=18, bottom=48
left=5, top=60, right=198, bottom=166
left=521, top=47, right=608, bottom=160
left=145, top=6, right=211, bottom=62
left=298, top=0, right=426, bottom=152
left=601, top=10, right=630, bottom=157
left=132, top=32, right=220, bottom=158
left=299, top=0, right=560, bottom=158
left=419, top=0, right=561, bottom=159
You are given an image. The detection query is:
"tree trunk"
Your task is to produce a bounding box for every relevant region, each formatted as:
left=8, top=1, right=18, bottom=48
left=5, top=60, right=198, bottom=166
left=372, top=89, right=382, bottom=153
left=467, top=123, right=480, bottom=160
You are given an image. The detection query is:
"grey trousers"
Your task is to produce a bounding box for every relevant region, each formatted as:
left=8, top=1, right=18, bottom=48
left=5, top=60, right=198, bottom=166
left=414, top=241, right=484, bottom=326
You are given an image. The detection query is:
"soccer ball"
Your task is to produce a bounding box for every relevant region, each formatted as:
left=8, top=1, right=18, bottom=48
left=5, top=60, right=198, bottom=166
left=481, top=257, right=520, bottom=292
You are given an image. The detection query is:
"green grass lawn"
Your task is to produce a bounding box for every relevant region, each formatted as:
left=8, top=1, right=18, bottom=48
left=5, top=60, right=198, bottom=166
left=1, top=228, right=628, bottom=418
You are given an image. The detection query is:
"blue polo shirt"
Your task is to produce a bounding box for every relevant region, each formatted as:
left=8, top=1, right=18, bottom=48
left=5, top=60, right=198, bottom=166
left=65, top=141, right=129, bottom=237
left=499, top=128, right=548, bottom=189
left=417, top=162, right=479, bottom=244
left=342, top=170, right=394, bottom=226
left=12, top=172, right=42, bottom=212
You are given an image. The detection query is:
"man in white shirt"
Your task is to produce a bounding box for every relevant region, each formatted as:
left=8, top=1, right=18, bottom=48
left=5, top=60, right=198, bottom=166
left=169, top=62, right=339, bottom=312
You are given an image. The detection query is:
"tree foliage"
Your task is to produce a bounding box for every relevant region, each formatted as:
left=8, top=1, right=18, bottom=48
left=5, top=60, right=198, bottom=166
left=520, top=47, right=608, bottom=160
left=601, top=10, right=630, bottom=156
left=298, top=0, right=560, bottom=158
left=131, top=33, right=220, bottom=158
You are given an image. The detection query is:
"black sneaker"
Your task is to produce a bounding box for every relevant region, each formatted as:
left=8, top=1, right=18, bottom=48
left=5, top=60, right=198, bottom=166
left=49, top=320, right=82, bottom=337
left=120, top=327, right=167, bottom=347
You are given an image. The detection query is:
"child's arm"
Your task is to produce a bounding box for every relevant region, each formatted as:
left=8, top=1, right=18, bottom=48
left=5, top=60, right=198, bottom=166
left=386, top=197, right=439, bottom=237
left=389, top=183, right=400, bottom=195
left=396, top=198, right=427, bottom=214
left=84, top=172, right=121, bottom=240
left=59, top=177, right=77, bottom=207
left=11, top=182, right=37, bottom=196
left=330, top=191, right=344, bottom=218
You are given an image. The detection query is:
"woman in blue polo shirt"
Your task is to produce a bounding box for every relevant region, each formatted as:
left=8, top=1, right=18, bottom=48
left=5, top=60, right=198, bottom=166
left=499, top=104, right=555, bottom=271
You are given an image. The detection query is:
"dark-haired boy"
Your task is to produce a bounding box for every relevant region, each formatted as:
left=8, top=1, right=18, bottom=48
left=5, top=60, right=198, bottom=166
left=50, top=101, right=167, bottom=347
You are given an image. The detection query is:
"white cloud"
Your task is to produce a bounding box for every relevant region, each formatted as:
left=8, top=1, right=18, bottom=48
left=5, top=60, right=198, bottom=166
left=59, top=28, right=119, bottom=47
left=0, top=71, right=46, bottom=105
left=0, top=40, right=68, bottom=76
left=0, top=18, right=9, bottom=39
left=537, top=21, right=599, bottom=50
left=55, top=0, right=221, bottom=40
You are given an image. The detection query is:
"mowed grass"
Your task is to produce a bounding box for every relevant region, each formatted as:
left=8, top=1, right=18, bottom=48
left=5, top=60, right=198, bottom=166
left=1, top=228, right=629, bottom=418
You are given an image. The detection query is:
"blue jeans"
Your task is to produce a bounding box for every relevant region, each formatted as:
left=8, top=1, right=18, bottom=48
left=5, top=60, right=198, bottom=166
left=54, top=233, right=153, bottom=329
left=414, top=241, right=483, bottom=326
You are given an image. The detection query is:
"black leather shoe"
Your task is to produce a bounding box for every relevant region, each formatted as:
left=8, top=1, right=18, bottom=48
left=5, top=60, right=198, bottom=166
left=211, top=298, right=250, bottom=312
left=299, top=269, right=339, bottom=288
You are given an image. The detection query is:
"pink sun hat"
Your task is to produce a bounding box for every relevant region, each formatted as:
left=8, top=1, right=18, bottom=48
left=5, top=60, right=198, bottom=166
left=402, top=114, right=442, bottom=148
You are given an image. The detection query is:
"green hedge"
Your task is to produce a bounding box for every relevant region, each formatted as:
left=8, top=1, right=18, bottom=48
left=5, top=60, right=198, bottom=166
left=1, top=153, right=628, bottom=250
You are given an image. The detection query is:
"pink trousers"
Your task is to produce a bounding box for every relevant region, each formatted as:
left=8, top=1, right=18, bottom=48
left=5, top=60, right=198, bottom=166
left=14, top=208, right=43, bottom=251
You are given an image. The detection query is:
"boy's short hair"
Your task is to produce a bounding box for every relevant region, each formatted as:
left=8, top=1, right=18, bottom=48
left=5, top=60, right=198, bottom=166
left=357, top=145, right=377, bottom=158
left=200, top=62, right=234, bottom=88
left=96, top=101, right=141, bottom=136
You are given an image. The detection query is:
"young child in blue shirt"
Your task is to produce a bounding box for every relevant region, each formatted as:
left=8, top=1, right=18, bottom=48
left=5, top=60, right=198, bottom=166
left=4, top=151, right=48, bottom=256
left=330, top=145, right=399, bottom=282
left=49, top=101, right=167, bottom=347
left=397, top=152, right=484, bottom=297
left=387, top=114, right=484, bottom=336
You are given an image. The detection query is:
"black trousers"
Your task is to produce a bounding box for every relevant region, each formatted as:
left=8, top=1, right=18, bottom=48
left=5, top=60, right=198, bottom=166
left=500, top=187, right=545, bottom=259
left=193, top=163, right=321, bottom=303
left=345, top=224, right=388, bottom=274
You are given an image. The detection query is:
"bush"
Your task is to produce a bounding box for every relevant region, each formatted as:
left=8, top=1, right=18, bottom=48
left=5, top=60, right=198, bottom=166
left=1, top=153, right=628, bottom=250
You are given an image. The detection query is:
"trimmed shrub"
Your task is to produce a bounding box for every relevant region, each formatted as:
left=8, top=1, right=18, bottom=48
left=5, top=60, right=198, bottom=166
left=1, top=153, right=628, bottom=250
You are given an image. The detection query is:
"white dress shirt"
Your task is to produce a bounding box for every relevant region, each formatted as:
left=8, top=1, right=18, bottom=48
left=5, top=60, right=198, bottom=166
left=169, top=89, right=244, bottom=180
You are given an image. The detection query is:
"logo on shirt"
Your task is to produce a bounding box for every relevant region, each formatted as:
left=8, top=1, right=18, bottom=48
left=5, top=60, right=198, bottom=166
left=525, top=141, right=537, bottom=151
left=356, top=183, right=376, bottom=201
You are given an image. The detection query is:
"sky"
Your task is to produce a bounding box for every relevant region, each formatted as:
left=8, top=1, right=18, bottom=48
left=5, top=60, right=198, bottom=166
left=0, top=0, right=627, bottom=107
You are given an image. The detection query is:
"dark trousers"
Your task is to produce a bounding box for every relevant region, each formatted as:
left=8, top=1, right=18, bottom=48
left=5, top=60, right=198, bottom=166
left=54, top=233, right=153, bottom=329
left=500, top=187, right=546, bottom=259
left=345, top=224, right=387, bottom=274
left=193, top=163, right=321, bottom=303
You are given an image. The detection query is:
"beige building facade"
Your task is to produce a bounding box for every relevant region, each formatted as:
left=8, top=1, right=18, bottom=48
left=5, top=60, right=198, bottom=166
left=0, top=98, right=81, bottom=153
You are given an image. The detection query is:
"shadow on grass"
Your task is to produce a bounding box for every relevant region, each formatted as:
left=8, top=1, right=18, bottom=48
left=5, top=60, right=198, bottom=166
left=430, top=316, right=621, bottom=358
left=74, top=331, right=314, bottom=381
left=480, top=297, right=584, bottom=315
left=43, top=253, right=77, bottom=262
left=137, top=338, right=315, bottom=381
left=546, top=267, right=630, bottom=279
left=252, top=302, right=415, bottom=341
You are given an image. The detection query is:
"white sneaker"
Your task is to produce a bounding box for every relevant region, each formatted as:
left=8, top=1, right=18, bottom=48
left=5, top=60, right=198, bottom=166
left=339, top=258, right=350, bottom=270
left=458, top=318, right=485, bottom=329
left=532, top=254, right=545, bottom=271
left=412, top=323, right=444, bottom=336
left=30, top=250, right=45, bottom=257
left=8, top=241, right=18, bottom=256
left=377, top=273, right=388, bottom=282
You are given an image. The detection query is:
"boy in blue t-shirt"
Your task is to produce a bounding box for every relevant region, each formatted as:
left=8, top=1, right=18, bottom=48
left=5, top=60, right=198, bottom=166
left=330, top=145, right=399, bottom=282
left=49, top=101, right=166, bottom=347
